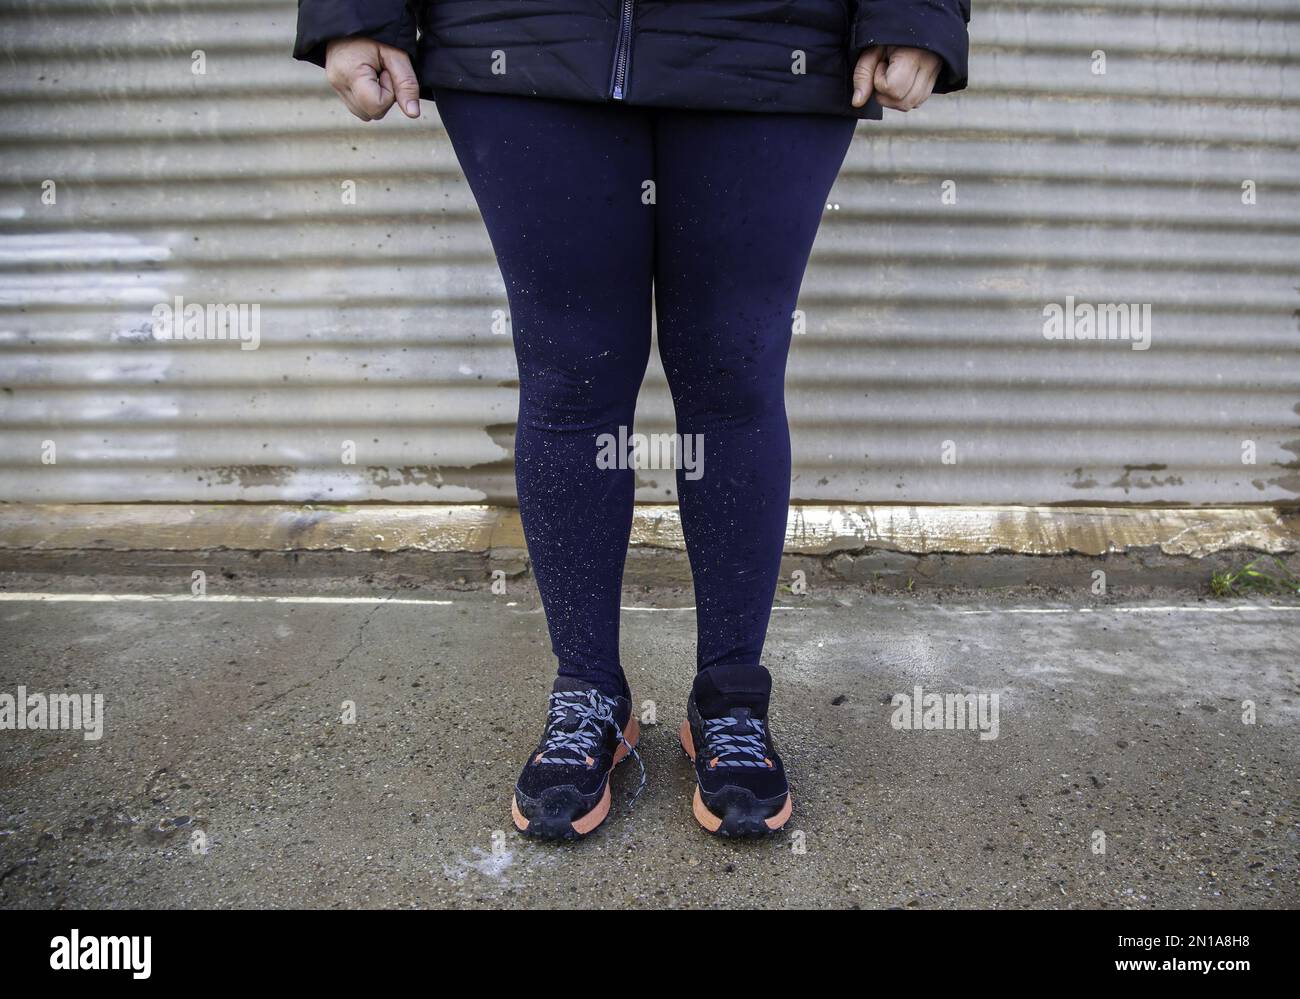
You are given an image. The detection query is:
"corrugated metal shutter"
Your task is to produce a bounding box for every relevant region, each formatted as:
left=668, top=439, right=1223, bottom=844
left=1, top=0, right=1297, bottom=505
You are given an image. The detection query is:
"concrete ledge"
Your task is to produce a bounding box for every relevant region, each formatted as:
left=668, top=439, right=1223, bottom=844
left=0, top=503, right=1296, bottom=558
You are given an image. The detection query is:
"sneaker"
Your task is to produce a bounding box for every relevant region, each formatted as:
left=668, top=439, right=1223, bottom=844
left=679, top=665, right=792, bottom=837
left=511, top=676, right=643, bottom=840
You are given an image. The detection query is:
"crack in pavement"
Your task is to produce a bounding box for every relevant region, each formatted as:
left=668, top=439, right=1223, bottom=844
left=249, top=588, right=398, bottom=715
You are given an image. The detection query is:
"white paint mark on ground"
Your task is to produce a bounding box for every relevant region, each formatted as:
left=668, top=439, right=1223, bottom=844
left=620, top=605, right=804, bottom=612
left=442, top=846, right=513, bottom=883
left=0, top=593, right=1293, bottom=617
left=0, top=593, right=454, bottom=606
left=0, top=593, right=806, bottom=612
left=949, top=605, right=1300, bottom=616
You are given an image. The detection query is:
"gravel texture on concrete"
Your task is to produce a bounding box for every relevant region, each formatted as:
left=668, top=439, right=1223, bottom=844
left=1, top=569, right=1296, bottom=909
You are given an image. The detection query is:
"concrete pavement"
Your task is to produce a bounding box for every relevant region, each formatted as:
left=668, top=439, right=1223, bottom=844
left=0, top=569, right=1296, bottom=909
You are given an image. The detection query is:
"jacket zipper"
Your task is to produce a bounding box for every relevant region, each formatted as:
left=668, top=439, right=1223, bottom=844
left=609, top=0, right=634, bottom=99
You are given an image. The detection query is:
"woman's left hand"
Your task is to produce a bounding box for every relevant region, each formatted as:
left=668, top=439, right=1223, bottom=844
left=851, top=45, right=943, bottom=111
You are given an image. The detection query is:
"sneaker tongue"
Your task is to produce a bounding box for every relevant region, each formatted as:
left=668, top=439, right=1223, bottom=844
left=551, top=676, right=601, bottom=695
left=727, top=706, right=758, bottom=733
left=549, top=677, right=599, bottom=731
left=693, top=665, right=772, bottom=718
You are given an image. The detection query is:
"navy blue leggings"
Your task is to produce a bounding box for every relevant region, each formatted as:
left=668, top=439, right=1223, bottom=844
left=435, top=88, right=855, bottom=698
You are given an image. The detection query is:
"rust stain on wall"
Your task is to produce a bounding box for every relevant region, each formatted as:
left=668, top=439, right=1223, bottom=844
left=193, top=465, right=295, bottom=488
left=484, top=424, right=515, bottom=452
left=1068, top=467, right=1100, bottom=490
left=1272, top=435, right=1300, bottom=494
left=366, top=465, right=447, bottom=489
left=2, top=504, right=1296, bottom=558
left=1109, top=464, right=1184, bottom=493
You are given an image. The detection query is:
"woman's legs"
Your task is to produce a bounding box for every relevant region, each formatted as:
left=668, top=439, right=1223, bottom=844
left=652, top=109, right=856, bottom=682
left=439, top=88, right=852, bottom=696
left=435, top=88, right=655, bottom=699
left=651, top=109, right=853, bottom=835
left=439, top=89, right=854, bottom=838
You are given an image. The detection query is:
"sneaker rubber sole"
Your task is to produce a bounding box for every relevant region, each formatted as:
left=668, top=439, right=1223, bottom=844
left=510, top=716, right=640, bottom=840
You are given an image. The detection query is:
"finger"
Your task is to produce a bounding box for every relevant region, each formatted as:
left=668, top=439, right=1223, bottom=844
left=875, top=52, right=922, bottom=110
left=351, top=61, right=395, bottom=119
left=331, top=79, right=374, bottom=121
left=851, top=45, right=885, bottom=107
left=900, top=66, right=938, bottom=111
left=380, top=47, right=422, bottom=118
left=875, top=50, right=920, bottom=101
left=327, top=69, right=374, bottom=120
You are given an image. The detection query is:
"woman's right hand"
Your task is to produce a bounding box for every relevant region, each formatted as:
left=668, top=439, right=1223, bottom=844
left=325, top=37, right=421, bottom=121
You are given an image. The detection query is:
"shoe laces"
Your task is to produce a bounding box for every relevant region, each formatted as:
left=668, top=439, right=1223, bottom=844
left=702, top=714, right=773, bottom=769
left=535, top=689, right=646, bottom=800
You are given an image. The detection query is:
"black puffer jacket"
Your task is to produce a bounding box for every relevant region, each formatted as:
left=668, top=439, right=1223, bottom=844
left=294, top=1, right=970, bottom=120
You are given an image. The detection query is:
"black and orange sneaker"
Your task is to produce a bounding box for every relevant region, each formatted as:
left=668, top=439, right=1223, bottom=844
left=679, top=665, right=792, bottom=837
left=511, top=677, right=644, bottom=841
